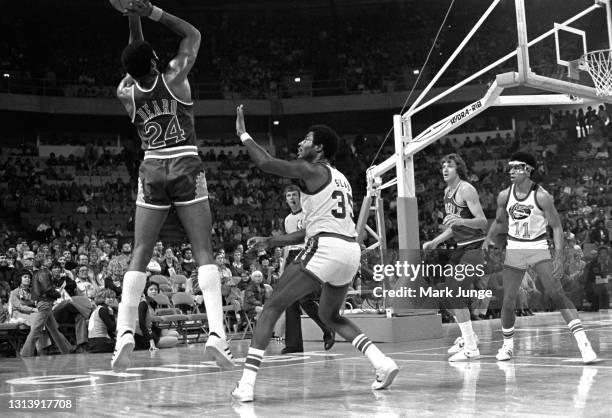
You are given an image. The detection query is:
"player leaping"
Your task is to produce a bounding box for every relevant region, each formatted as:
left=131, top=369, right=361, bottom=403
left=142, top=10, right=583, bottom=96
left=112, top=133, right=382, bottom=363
left=231, top=105, right=398, bottom=402
left=111, top=0, right=234, bottom=370
left=423, top=154, right=487, bottom=362
left=483, top=152, right=597, bottom=363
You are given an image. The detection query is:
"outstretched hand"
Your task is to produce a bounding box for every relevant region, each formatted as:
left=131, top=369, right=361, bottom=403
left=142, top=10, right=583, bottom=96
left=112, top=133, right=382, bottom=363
left=236, top=104, right=247, bottom=137
left=123, top=0, right=153, bottom=17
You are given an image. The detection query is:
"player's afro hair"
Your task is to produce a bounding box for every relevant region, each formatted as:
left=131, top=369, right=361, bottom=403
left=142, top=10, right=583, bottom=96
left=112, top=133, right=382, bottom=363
left=309, top=125, right=339, bottom=160
left=121, top=40, right=156, bottom=78
left=509, top=151, right=537, bottom=170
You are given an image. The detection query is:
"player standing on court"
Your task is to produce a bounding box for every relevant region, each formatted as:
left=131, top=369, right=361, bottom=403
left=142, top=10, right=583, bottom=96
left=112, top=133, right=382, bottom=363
left=423, top=154, right=486, bottom=362
left=111, top=0, right=234, bottom=370
left=280, top=185, right=335, bottom=354
left=484, top=152, right=597, bottom=363
left=231, top=105, right=398, bottom=402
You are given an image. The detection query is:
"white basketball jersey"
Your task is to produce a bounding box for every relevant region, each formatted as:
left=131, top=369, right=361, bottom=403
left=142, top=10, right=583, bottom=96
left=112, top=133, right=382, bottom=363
left=506, top=183, right=549, bottom=249
left=284, top=210, right=305, bottom=251
left=300, top=164, right=358, bottom=240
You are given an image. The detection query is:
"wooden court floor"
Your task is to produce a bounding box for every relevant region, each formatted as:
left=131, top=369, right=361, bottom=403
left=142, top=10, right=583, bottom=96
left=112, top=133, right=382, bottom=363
left=0, top=312, right=610, bottom=417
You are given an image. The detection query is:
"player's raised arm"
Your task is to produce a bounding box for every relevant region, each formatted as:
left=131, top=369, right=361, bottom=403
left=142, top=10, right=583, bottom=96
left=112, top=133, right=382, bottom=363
left=126, top=0, right=201, bottom=80
left=128, top=15, right=144, bottom=43
left=484, top=188, right=509, bottom=248
left=235, top=105, right=319, bottom=181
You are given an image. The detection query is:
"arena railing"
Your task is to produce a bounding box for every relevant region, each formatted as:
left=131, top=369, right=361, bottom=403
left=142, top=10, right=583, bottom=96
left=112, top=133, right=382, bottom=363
left=0, top=68, right=516, bottom=99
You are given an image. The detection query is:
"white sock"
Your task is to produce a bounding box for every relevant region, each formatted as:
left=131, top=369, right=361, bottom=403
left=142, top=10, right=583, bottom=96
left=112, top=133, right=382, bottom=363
left=198, top=264, right=226, bottom=339
left=116, top=271, right=147, bottom=336
left=568, top=319, right=591, bottom=349
left=352, top=334, right=385, bottom=369
left=240, top=347, right=265, bottom=387
left=502, top=327, right=515, bottom=348
left=458, top=321, right=477, bottom=348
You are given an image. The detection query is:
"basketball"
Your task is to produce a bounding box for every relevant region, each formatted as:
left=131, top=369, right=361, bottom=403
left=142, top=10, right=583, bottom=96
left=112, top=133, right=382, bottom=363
left=109, top=0, right=130, bottom=13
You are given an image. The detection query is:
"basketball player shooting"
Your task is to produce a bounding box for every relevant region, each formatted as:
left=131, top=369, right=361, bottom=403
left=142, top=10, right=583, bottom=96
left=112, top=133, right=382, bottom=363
left=423, top=153, right=487, bottom=362
left=483, top=152, right=597, bottom=364
left=231, top=104, right=399, bottom=402
left=111, top=0, right=234, bottom=370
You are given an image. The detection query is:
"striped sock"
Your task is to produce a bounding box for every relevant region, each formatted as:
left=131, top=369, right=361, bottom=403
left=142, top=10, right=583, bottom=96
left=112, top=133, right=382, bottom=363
left=352, top=334, right=385, bottom=369
left=568, top=319, right=590, bottom=348
left=502, top=327, right=515, bottom=346
left=240, top=347, right=265, bottom=387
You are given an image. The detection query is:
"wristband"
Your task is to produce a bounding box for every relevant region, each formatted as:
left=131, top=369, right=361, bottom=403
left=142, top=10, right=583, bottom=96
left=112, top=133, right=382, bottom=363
left=148, top=6, right=163, bottom=21
left=240, top=132, right=253, bottom=143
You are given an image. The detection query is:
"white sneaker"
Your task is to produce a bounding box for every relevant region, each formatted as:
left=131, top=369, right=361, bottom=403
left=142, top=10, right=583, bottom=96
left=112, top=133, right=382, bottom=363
left=448, top=334, right=479, bottom=355
left=371, top=357, right=399, bottom=390
left=231, top=382, right=254, bottom=402
left=449, top=346, right=480, bottom=362
left=205, top=334, right=235, bottom=370
left=111, top=332, right=135, bottom=370
left=496, top=344, right=513, bottom=361
left=580, top=345, right=597, bottom=364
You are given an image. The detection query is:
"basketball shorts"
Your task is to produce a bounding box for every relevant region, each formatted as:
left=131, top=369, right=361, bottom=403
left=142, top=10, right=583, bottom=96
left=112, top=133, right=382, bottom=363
left=504, top=248, right=551, bottom=271
left=136, top=155, right=208, bottom=210
left=293, top=233, right=360, bottom=287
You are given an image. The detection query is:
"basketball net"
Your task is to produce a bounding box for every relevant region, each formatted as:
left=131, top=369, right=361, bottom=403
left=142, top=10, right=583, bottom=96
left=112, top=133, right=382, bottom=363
left=582, top=49, right=612, bottom=96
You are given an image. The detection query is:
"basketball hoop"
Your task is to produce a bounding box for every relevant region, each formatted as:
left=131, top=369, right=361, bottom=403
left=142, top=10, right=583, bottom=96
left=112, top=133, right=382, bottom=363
left=582, top=49, right=612, bottom=96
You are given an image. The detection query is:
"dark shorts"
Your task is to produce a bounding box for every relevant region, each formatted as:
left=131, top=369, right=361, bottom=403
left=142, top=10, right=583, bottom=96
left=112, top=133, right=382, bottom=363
left=425, top=240, right=487, bottom=309
left=136, top=156, right=209, bottom=210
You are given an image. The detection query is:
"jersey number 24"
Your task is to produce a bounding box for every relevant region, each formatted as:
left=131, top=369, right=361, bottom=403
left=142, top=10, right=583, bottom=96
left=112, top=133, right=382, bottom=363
left=142, top=116, right=186, bottom=149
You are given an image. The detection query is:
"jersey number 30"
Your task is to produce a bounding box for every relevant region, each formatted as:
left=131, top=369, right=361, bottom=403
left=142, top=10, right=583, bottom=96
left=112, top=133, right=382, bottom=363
left=331, top=190, right=354, bottom=219
left=142, top=116, right=186, bottom=149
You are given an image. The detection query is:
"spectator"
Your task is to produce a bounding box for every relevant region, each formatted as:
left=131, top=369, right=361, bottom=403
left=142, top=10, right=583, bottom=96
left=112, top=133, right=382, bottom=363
left=590, top=220, right=610, bottom=246
left=0, top=253, right=14, bottom=290
left=243, top=270, right=266, bottom=320
left=87, top=288, right=117, bottom=353
left=21, top=269, right=74, bottom=357
left=181, top=248, right=196, bottom=278
left=8, top=271, right=36, bottom=324
left=216, top=252, right=233, bottom=281
left=584, top=246, right=612, bottom=311
left=74, top=265, right=97, bottom=299
left=160, top=248, right=180, bottom=277
left=134, top=281, right=179, bottom=350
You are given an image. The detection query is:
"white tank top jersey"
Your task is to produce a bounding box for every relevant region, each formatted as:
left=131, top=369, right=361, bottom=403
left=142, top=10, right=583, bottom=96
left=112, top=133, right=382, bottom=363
left=284, top=210, right=305, bottom=251
left=505, top=183, right=549, bottom=249
left=300, top=163, right=358, bottom=240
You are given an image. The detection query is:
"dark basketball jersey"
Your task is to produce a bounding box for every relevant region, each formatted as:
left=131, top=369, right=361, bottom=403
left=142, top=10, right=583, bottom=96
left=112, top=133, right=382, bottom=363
left=443, top=181, right=485, bottom=246
left=131, top=74, right=197, bottom=157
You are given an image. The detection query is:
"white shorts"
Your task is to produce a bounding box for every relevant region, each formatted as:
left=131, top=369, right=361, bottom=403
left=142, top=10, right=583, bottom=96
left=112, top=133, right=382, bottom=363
left=504, top=248, right=552, bottom=271
left=294, top=234, right=361, bottom=287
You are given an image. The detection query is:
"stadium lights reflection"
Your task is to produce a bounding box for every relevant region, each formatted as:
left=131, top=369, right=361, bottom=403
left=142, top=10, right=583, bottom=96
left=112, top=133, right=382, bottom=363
left=294, top=77, right=301, bottom=83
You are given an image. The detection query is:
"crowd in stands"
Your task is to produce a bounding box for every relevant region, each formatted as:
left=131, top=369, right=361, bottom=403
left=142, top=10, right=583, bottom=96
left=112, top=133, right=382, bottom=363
left=0, top=232, right=288, bottom=356
left=1, top=0, right=606, bottom=98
